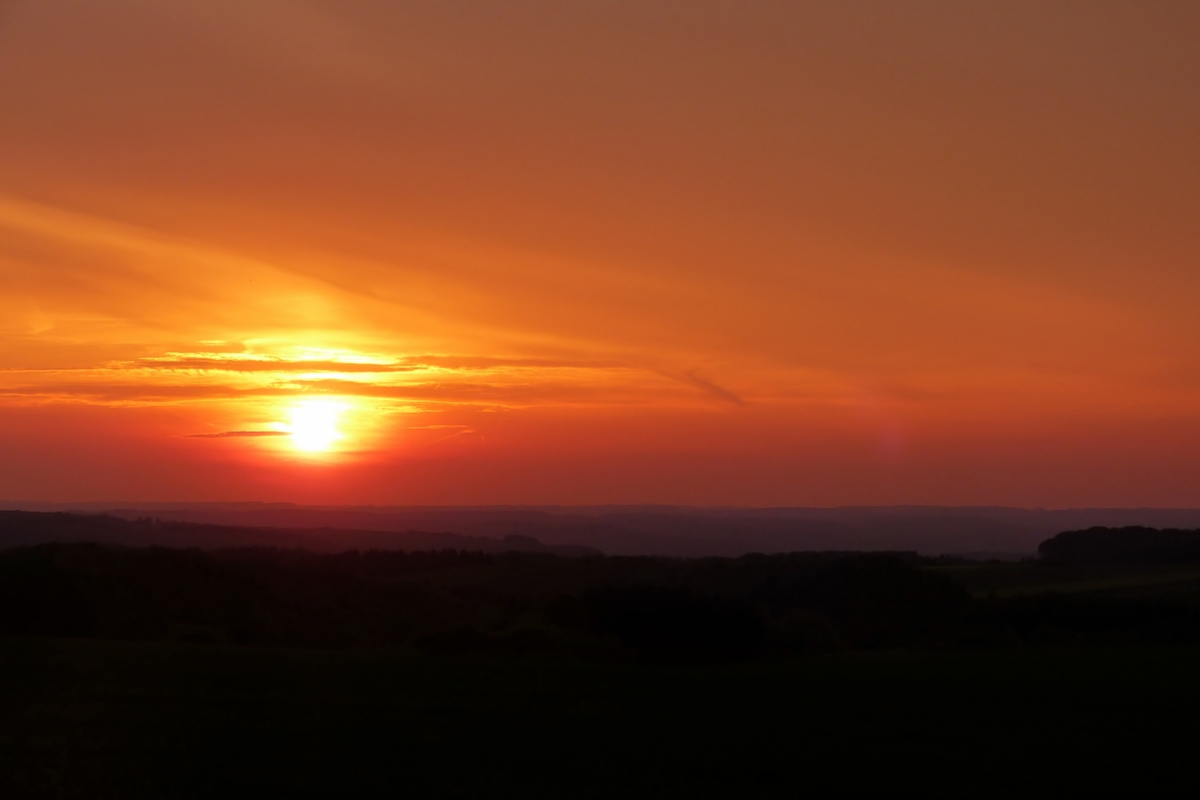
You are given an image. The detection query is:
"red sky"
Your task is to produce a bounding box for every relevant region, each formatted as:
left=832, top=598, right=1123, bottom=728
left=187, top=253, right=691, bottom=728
left=1, top=1, right=1199, bottom=506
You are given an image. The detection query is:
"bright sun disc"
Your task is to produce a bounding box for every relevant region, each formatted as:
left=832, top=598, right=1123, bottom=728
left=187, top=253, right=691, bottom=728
left=288, top=399, right=345, bottom=452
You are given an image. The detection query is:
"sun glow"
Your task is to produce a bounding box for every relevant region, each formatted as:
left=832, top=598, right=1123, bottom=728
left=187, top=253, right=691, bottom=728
left=287, top=399, right=347, bottom=452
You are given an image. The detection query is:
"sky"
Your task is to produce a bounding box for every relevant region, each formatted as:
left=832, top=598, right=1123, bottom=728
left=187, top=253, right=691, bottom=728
left=1, top=1, right=1199, bottom=506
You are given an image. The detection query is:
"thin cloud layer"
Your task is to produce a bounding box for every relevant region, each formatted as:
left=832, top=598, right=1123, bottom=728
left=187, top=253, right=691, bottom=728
left=187, top=430, right=289, bottom=439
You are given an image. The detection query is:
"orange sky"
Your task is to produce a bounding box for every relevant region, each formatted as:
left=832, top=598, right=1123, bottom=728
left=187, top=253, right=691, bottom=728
left=1, top=1, right=1199, bottom=506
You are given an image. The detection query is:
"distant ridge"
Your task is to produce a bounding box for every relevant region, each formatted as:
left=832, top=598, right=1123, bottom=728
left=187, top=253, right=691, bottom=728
left=0, top=511, right=600, bottom=557
left=6, top=504, right=1200, bottom=557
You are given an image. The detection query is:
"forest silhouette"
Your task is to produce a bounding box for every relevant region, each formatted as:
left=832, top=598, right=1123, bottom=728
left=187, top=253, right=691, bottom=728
left=4, top=512, right=1200, bottom=662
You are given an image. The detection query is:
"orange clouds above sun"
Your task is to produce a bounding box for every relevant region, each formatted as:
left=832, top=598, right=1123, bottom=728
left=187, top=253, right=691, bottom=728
left=1, top=2, right=1199, bottom=505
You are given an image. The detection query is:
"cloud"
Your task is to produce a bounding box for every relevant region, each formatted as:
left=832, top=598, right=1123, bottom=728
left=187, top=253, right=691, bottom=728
left=0, top=368, right=694, bottom=407
left=401, top=355, right=627, bottom=371
left=0, top=346, right=692, bottom=409
left=135, top=353, right=628, bottom=373
left=140, top=356, right=415, bottom=373
left=0, top=383, right=293, bottom=401
left=187, top=430, right=289, bottom=438
left=670, top=370, right=745, bottom=406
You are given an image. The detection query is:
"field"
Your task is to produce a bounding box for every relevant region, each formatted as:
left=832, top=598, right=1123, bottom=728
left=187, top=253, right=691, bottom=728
left=3, top=638, right=1198, bottom=797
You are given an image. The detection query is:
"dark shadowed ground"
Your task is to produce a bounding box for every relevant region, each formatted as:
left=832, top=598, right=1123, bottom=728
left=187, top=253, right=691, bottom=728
left=2, top=640, right=1198, bottom=797
left=4, top=517, right=1200, bottom=796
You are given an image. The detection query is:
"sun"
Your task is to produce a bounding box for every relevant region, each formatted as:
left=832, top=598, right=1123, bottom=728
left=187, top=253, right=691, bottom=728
left=287, top=399, right=346, bottom=452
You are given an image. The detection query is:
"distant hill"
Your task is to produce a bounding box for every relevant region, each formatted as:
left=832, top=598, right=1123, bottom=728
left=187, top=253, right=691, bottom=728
left=8, top=503, right=1200, bottom=557
left=0, top=511, right=599, bottom=557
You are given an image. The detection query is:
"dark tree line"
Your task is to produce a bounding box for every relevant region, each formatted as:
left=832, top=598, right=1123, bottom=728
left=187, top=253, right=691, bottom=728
left=4, top=535, right=1200, bottom=662
left=1040, top=526, right=1200, bottom=564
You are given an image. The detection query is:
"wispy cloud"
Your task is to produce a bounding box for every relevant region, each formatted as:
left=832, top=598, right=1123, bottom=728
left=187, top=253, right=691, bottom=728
left=0, top=351, right=709, bottom=409
left=187, top=430, right=289, bottom=438
left=139, top=356, right=415, bottom=374
left=133, top=352, right=627, bottom=374
left=670, top=370, right=745, bottom=407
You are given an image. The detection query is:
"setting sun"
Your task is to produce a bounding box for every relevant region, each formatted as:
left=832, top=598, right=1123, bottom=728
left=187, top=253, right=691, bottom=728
left=1, top=2, right=1199, bottom=510
left=287, top=399, right=346, bottom=453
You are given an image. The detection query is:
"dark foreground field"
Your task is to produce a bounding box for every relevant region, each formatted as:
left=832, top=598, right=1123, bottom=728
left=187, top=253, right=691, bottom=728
left=3, top=639, right=1199, bottom=798
left=6, top=516, right=1200, bottom=796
